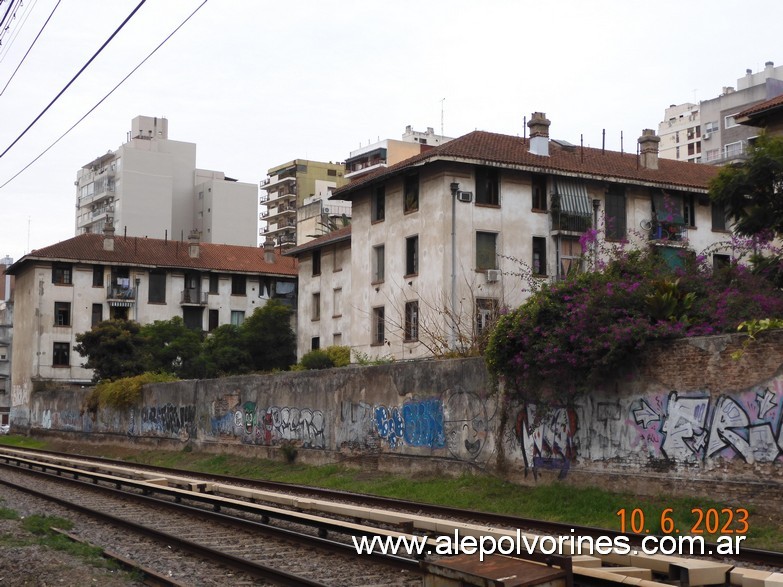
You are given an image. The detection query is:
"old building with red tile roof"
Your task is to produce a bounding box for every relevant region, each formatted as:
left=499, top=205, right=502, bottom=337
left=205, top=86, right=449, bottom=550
left=6, top=228, right=297, bottom=426
left=309, top=113, right=732, bottom=362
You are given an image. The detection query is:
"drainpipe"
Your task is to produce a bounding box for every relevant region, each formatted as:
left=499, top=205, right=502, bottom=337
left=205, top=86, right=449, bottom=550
left=450, top=181, right=460, bottom=350
left=592, top=199, right=601, bottom=271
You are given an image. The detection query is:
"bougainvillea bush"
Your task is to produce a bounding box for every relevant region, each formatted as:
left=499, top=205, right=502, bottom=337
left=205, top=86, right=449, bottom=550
left=485, top=243, right=783, bottom=405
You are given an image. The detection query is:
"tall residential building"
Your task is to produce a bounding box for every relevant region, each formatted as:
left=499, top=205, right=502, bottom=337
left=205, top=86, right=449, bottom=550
left=659, top=61, right=783, bottom=165
left=658, top=103, right=701, bottom=163
left=344, top=125, right=453, bottom=181
left=75, top=116, right=258, bottom=247
left=259, top=160, right=348, bottom=248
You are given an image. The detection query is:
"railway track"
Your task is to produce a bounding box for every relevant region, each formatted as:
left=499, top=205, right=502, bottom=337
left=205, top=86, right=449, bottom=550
left=0, top=446, right=781, bottom=587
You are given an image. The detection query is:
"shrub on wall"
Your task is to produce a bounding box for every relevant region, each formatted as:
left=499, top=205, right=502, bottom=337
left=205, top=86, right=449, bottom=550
left=486, top=243, right=783, bottom=405
left=299, top=349, right=334, bottom=370
left=84, top=372, right=178, bottom=413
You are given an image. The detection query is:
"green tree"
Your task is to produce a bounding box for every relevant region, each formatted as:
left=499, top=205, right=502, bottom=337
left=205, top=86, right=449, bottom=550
left=74, top=320, right=146, bottom=382
left=139, top=317, right=203, bottom=378
left=709, top=133, right=783, bottom=237
left=241, top=299, right=296, bottom=371
left=198, top=324, right=251, bottom=378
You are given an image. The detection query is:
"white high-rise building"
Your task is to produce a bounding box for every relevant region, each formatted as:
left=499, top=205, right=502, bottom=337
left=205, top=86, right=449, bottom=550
left=75, top=116, right=258, bottom=247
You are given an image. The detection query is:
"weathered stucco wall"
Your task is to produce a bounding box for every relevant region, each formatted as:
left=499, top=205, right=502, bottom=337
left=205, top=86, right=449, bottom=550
left=23, top=331, right=783, bottom=503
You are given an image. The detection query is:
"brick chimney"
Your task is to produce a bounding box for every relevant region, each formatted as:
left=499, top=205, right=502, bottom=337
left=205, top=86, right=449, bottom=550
left=263, top=236, right=275, bottom=264
left=188, top=230, right=200, bottom=259
left=638, top=129, right=661, bottom=170
left=527, top=112, right=551, bottom=157
left=102, top=221, right=115, bottom=252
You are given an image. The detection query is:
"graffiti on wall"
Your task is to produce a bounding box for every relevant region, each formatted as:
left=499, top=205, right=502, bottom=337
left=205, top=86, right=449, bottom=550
left=629, top=386, right=783, bottom=463
left=515, top=404, right=578, bottom=478
left=141, top=404, right=196, bottom=442
left=372, top=390, right=496, bottom=464
left=214, top=400, right=327, bottom=449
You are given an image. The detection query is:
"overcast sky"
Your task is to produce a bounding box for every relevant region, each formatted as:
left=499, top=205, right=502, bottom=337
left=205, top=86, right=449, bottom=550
left=0, top=0, right=781, bottom=262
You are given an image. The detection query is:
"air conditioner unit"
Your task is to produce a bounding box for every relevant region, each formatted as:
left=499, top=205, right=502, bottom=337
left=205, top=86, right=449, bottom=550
left=485, top=269, right=501, bottom=283
left=703, top=133, right=710, bottom=140
left=457, top=191, right=473, bottom=203
left=323, top=207, right=330, bottom=213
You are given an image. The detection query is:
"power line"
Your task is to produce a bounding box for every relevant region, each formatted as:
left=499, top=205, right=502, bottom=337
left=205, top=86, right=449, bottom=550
left=0, top=0, right=209, bottom=190
left=0, top=0, right=147, bottom=161
left=0, top=0, right=59, bottom=97
left=0, top=0, right=37, bottom=63
left=0, top=0, right=21, bottom=45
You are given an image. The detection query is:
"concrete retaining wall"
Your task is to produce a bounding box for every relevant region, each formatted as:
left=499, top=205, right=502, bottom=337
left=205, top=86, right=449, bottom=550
left=24, top=331, right=783, bottom=504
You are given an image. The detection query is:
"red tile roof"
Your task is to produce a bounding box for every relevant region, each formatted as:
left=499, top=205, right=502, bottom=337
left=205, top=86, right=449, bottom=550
left=332, top=130, right=719, bottom=199
left=736, top=93, right=783, bottom=122
left=284, top=225, right=351, bottom=257
left=8, top=233, right=297, bottom=276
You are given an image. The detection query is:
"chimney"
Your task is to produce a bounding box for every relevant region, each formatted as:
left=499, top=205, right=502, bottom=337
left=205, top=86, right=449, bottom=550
left=103, top=221, right=115, bottom=252
left=188, top=230, right=200, bottom=259
left=527, top=112, right=551, bottom=156
left=638, top=129, right=661, bottom=170
left=766, top=61, right=775, bottom=76
left=263, top=236, right=275, bottom=264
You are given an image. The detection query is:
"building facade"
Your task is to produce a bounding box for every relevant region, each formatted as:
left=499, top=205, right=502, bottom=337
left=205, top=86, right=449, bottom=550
left=0, top=256, right=13, bottom=426
left=75, top=116, right=258, bottom=247
left=311, top=113, right=726, bottom=362
left=285, top=226, right=351, bottom=358
left=659, top=61, right=783, bottom=165
left=6, top=230, right=297, bottom=427
left=259, top=159, right=349, bottom=248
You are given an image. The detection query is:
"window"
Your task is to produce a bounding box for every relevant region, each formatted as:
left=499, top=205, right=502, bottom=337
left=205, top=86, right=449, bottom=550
left=724, top=141, right=744, bottom=159
left=372, top=185, right=386, bottom=222
left=333, top=288, right=342, bottom=317
left=476, top=298, right=499, bottom=336
left=372, top=245, right=385, bottom=283
left=0, top=378, right=5, bottom=393
left=604, top=189, right=627, bottom=240
left=713, top=254, right=731, bottom=271
left=209, top=274, right=219, bottom=294
left=208, top=309, right=219, bottom=331
left=475, top=166, right=499, bottom=206
left=404, top=301, right=419, bottom=341
left=148, top=270, right=166, bottom=303
left=724, top=114, right=738, bottom=129
left=296, top=163, right=308, bottom=173
left=476, top=232, right=498, bottom=271
left=333, top=247, right=343, bottom=271
left=52, top=342, right=70, bottom=367
left=0, top=347, right=7, bottom=361
left=231, top=275, right=246, bottom=295
left=704, top=121, right=719, bottom=134
left=531, top=174, right=547, bottom=210
left=230, top=311, right=245, bottom=326
left=52, top=263, right=72, bottom=285
left=54, top=302, right=71, bottom=326
left=312, top=292, right=321, bottom=320
left=560, top=237, right=582, bottom=278
left=91, top=304, right=103, bottom=327
left=311, top=336, right=320, bottom=350
left=712, top=202, right=728, bottom=231
left=403, top=174, right=419, bottom=213
left=372, top=306, right=385, bottom=345
left=92, top=265, right=104, bottom=287
left=333, top=333, right=342, bottom=346
left=683, top=194, right=696, bottom=227
left=312, top=250, right=322, bottom=276
left=327, top=168, right=337, bottom=176
left=532, top=236, right=547, bottom=276
left=405, top=235, right=419, bottom=276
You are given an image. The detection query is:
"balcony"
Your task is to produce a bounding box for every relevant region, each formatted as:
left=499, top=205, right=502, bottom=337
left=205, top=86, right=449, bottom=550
left=549, top=211, right=591, bottom=234
left=265, top=203, right=297, bottom=222
left=181, top=288, right=207, bottom=305
left=260, top=175, right=296, bottom=191
left=648, top=221, right=688, bottom=243
left=107, top=285, right=136, bottom=307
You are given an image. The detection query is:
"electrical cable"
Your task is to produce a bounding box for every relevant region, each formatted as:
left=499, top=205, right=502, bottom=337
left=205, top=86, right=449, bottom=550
left=0, top=0, right=21, bottom=45
left=0, top=0, right=146, bottom=161
left=0, top=0, right=37, bottom=64
left=0, top=0, right=57, bottom=96
left=0, top=0, right=208, bottom=190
